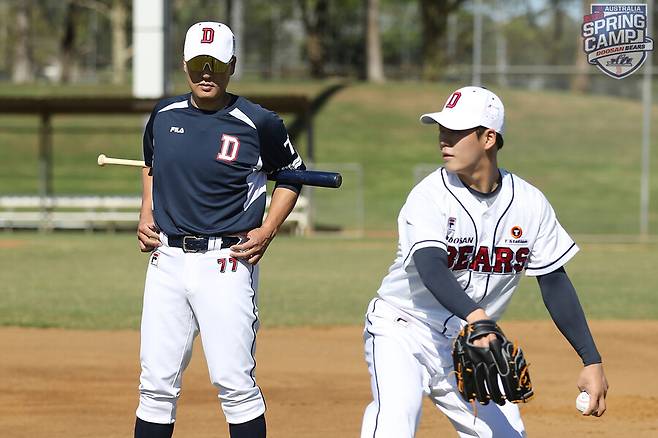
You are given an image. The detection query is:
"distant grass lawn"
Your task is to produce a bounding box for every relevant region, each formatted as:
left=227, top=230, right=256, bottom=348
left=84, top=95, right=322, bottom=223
left=1, top=232, right=656, bottom=330
left=1, top=80, right=657, bottom=234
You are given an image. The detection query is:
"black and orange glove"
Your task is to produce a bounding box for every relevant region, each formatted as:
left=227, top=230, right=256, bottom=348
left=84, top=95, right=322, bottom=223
left=452, top=320, right=534, bottom=406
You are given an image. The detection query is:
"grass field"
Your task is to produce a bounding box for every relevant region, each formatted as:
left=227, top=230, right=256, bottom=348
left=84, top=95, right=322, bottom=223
left=1, top=80, right=657, bottom=329
left=1, top=80, right=657, bottom=233
left=1, top=232, right=656, bottom=330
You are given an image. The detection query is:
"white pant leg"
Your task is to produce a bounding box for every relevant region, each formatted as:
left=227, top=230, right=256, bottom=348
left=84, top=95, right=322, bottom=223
left=137, top=247, right=198, bottom=424
left=188, top=249, right=265, bottom=424
left=429, top=368, right=526, bottom=438
left=361, top=299, right=426, bottom=438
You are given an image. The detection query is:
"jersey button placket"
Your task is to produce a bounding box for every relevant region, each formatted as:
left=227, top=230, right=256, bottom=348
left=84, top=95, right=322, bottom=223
left=474, top=216, right=487, bottom=255
left=480, top=214, right=495, bottom=270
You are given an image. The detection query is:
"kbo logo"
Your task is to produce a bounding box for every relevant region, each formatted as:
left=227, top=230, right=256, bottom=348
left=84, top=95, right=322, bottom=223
left=582, top=4, right=654, bottom=79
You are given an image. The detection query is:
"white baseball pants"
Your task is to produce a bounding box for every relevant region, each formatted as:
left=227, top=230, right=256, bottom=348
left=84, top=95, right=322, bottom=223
left=136, top=237, right=265, bottom=425
left=361, top=298, right=526, bottom=438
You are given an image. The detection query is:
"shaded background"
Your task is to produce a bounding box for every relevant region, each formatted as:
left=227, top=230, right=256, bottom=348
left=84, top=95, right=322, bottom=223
left=1, top=0, right=657, bottom=235
left=1, top=2, right=657, bottom=436
left=1, top=0, right=657, bottom=324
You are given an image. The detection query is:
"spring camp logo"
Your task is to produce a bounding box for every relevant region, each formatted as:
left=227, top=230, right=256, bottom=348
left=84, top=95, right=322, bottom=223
left=582, top=4, right=653, bottom=79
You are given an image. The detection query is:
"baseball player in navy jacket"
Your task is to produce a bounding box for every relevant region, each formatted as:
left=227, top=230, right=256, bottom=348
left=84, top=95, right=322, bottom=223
left=134, top=22, right=305, bottom=438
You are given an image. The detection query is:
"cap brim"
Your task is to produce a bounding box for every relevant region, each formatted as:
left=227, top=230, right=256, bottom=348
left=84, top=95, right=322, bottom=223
left=420, top=112, right=441, bottom=124
left=184, top=49, right=233, bottom=63
left=419, top=111, right=479, bottom=130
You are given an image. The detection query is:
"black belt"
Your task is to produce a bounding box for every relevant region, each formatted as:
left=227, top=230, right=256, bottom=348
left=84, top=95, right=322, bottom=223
left=167, top=235, right=241, bottom=253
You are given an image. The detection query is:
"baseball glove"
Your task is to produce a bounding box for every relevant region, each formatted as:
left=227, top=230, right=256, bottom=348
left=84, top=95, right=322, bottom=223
left=452, top=320, right=534, bottom=406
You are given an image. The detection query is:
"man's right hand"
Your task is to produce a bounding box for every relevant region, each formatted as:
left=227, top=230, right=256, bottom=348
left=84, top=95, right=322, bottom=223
left=137, top=218, right=161, bottom=252
left=577, top=363, right=609, bottom=417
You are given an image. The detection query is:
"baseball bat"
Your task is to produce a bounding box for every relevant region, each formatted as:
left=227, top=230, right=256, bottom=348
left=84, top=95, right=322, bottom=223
left=97, top=154, right=145, bottom=168
left=96, top=154, right=342, bottom=188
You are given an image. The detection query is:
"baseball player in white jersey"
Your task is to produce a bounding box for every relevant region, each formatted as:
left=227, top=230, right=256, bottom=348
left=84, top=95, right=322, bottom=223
left=360, top=86, right=609, bottom=437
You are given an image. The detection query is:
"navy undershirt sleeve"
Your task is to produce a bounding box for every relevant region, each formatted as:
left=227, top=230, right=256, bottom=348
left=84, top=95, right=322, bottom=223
left=258, top=112, right=305, bottom=194
left=413, top=247, right=481, bottom=320
left=537, top=267, right=602, bottom=365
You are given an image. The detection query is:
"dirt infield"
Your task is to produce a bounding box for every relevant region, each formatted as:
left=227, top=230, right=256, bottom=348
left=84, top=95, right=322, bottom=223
left=2, top=321, right=656, bottom=437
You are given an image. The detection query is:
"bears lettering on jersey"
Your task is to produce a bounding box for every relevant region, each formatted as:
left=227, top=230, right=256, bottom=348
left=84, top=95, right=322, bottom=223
left=446, top=245, right=530, bottom=274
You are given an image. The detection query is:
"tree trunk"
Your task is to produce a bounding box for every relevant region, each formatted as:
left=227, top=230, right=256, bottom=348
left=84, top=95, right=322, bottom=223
left=365, top=0, right=384, bottom=82
left=571, top=0, right=592, bottom=92
left=0, top=1, right=9, bottom=74
left=547, top=0, right=564, bottom=66
left=298, top=0, right=328, bottom=78
left=60, top=2, right=80, bottom=83
left=306, top=32, right=324, bottom=77
left=419, top=0, right=465, bottom=81
left=229, top=0, right=244, bottom=79
left=495, top=18, right=508, bottom=87
left=12, top=0, right=33, bottom=83
left=111, top=0, right=128, bottom=85
left=420, top=0, right=443, bottom=80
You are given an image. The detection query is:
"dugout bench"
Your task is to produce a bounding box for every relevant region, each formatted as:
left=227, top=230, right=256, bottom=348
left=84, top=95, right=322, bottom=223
left=0, top=194, right=310, bottom=235
left=0, top=95, right=316, bottom=233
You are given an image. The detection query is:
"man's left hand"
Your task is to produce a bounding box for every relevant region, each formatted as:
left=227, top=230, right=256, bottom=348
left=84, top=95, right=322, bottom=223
left=229, top=226, right=276, bottom=265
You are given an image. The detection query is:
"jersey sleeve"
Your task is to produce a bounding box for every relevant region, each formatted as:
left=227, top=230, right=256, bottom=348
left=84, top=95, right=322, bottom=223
left=142, top=98, right=174, bottom=167
left=258, top=112, right=305, bottom=192
left=399, top=187, right=448, bottom=269
left=142, top=107, right=158, bottom=167
left=525, top=193, right=579, bottom=277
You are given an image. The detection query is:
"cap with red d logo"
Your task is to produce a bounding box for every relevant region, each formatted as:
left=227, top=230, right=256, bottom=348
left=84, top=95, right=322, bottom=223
left=419, top=86, right=505, bottom=135
left=184, top=22, right=235, bottom=63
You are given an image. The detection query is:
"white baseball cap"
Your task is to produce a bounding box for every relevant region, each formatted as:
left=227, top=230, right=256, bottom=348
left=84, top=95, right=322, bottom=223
left=420, top=86, right=505, bottom=135
left=184, top=22, right=235, bottom=63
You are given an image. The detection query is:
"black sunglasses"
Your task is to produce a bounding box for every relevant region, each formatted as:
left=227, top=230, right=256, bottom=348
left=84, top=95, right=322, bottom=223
left=186, top=55, right=230, bottom=74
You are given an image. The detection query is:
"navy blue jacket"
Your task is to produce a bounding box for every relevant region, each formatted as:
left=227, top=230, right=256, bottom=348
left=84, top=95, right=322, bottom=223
left=142, top=93, right=305, bottom=236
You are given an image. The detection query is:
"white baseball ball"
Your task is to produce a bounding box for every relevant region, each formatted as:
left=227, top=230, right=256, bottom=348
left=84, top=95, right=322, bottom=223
left=576, top=391, right=590, bottom=413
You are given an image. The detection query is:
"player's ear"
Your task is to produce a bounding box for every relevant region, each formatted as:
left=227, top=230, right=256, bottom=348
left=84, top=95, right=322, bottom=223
left=182, top=58, right=187, bottom=73
left=483, top=129, right=498, bottom=151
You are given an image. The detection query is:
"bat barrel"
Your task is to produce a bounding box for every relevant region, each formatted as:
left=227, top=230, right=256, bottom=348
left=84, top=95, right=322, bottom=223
left=268, top=170, right=342, bottom=188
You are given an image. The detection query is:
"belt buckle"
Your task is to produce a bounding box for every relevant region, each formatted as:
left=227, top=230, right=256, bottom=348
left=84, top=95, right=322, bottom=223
left=182, top=236, right=207, bottom=253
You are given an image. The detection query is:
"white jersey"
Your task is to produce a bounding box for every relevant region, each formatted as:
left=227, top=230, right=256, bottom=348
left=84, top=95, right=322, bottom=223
left=377, top=167, right=578, bottom=337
